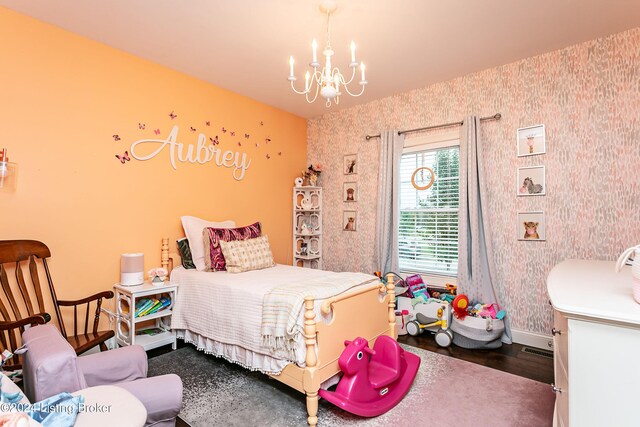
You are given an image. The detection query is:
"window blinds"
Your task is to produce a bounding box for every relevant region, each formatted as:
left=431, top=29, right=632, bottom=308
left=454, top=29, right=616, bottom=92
left=398, top=146, right=459, bottom=276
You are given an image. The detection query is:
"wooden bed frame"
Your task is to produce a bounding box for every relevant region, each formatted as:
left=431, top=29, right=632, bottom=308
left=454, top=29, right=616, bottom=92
left=161, top=238, right=397, bottom=427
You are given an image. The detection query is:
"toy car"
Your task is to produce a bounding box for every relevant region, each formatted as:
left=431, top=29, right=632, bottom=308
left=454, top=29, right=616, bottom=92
left=406, top=311, right=453, bottom=348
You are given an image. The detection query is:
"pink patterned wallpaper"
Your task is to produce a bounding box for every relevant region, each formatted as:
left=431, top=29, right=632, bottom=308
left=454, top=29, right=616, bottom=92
left=308, top=28, right=640, bottom=335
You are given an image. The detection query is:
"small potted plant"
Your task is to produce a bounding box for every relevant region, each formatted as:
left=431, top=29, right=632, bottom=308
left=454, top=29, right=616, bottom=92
left=148, top=267, right=168, bottom=284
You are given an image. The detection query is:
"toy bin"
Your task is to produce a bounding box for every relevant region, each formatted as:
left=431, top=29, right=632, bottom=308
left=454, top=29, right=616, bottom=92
left=450, top=316, right=504, bottom=349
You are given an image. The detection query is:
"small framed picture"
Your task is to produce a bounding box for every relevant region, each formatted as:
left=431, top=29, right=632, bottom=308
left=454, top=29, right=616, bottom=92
left=517, top=211, right=545, bottom=241
left=517, top=124, right=546, bottom=157
left=344, top=154, right=357, bottom=175
left=517, top=166, right=546, bottom=196
left=343, top=210, right=357, bottom=231
left=343, top=182, right=357, bottom=202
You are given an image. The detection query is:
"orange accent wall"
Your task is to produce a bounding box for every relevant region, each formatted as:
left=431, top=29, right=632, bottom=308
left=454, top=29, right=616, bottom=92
left=0, top=9, right=306, bottom=302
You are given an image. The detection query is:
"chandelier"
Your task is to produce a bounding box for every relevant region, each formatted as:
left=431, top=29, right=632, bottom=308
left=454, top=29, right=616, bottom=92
left=288, top=1, right=367, bottom=107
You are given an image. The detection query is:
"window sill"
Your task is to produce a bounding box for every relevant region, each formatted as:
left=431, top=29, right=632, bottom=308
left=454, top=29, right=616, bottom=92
left=398, top=271, right=457, bottom=287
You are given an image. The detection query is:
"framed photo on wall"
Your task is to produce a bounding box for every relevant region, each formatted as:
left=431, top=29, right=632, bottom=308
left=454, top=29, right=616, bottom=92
left=343, top=210, right=357, bottom=231
left=517, top=211, right=545, bottom=241
left=344, top=154, right=357, bottom=175
left=517, top=166, right=546, bottom=196
left=343, top=182, right=357, bottom=202
left=517, top=124, right=546, bottom=157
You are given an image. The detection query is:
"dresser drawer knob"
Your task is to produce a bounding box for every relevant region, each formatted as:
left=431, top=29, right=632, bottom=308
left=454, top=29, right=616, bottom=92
left=552, top=328, right=562, bottom=336
left=551, top=384, right=563, bottom=393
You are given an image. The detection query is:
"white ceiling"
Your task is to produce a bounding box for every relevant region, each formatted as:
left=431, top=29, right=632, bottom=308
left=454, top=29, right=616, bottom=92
left=2, top=1, right=639, bottom=118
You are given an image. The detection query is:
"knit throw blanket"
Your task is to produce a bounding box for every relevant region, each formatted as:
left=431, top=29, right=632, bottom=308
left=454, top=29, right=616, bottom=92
left=261, top=272, right=379, bottom=360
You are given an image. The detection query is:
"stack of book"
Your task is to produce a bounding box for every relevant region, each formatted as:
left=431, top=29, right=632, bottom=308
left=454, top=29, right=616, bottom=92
left=134, top=296, right=171, bottom=317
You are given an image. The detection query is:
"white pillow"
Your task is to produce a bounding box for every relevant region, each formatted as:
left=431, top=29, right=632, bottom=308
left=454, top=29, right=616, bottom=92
left=181, top=216, right=236, bottom=271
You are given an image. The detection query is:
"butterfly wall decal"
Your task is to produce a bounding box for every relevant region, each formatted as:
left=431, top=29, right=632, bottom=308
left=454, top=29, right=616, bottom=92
left=206, top=121, right=211, bottom=126
left=278, top=152, right=282, bottom=156
left=154, top=129, right=161, bottom=135
left=190, top=127, right=196, bottom=133
left=266, top=154, right=271, bottom=159
left=115, top=151, right=130, bottom=164
left=255, top=143, right=259, bottom=148
left=230, top=131, right=235, bottom=136
left=221, top=127, right=227, bottom=133
left=237, top=142, right=242, bottom=147
left=260, top=121, right=264, bottom=126
left=112, top=135, right=121, bottom=141
left=138, top=123, right=146, bottom=130
left=209, top=136, right=219, bottom=145
left=169, top=111, right=177, bottom=120
left=244, top=133, right=250, bottom=139
left=265, top=137, right=271, bottom=143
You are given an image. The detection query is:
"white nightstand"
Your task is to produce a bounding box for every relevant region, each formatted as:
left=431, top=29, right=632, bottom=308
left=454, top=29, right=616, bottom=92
left=114, top=281, right=178, bottom=351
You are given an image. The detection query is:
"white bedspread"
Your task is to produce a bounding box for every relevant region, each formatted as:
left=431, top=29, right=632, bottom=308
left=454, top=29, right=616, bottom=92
left=170, top=264, right=378, bottom=374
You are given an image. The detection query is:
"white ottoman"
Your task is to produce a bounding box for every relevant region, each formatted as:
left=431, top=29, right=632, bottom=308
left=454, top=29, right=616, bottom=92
left=72, top=385, right=147, bottom=427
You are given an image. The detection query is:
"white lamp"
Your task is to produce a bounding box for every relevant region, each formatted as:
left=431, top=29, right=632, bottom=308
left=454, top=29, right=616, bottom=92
left=0, top=148, right=18, bottom=192
left=121, top=253, right=144, bottom=286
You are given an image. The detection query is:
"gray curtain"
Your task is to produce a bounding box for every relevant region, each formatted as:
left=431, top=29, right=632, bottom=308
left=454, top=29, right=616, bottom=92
left=375, top=130, right=404, bottom=273
left=458, top=117, right=512, bottom=343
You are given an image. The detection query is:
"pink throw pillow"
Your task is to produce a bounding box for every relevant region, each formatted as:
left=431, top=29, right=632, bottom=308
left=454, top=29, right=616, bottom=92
left=203, top=221, right=262, bottom=271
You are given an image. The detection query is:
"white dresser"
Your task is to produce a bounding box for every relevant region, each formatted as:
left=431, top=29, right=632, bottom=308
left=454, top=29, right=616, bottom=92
left=547, top=259, right=639, bottom=427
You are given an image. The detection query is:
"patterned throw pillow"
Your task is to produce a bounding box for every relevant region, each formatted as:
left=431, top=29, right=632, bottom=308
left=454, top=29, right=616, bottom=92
left=181, top=216, right=236, bottom=271
left=176, top=238, right=196, bottom=269
left=219, top=235, right=275, bottom=273
left=203, top=221, right=262, bottom=271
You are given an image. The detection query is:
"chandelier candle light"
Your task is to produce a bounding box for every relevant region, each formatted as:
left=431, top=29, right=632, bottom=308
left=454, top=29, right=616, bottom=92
left=288, top=1, right=367, bottom=107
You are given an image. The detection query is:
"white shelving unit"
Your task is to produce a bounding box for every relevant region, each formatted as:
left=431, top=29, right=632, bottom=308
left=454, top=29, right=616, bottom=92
left=114, top=281, right=178, bottom=351
left=293, top=186, right=322, bottom=269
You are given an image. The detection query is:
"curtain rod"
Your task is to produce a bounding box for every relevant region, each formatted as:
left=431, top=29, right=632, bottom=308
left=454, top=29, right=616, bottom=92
left=364, top=113, right=502, bottom=141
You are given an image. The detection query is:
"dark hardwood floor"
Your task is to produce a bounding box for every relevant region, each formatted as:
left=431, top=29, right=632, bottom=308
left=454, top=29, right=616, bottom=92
left=398, top=333, right=554, bottom=384
left=151, top=336, right=555, bottom=386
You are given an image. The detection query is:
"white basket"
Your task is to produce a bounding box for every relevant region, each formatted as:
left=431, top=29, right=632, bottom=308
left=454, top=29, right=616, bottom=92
left=451, top=315, right=504, bottom=343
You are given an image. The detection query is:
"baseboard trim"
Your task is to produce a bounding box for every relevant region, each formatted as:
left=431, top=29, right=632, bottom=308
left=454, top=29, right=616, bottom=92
left=511, top=328, right=554, bottom=351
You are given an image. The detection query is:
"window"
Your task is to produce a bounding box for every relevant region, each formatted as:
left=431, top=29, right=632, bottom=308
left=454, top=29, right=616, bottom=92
left=398, top=136, right=459, bottom=277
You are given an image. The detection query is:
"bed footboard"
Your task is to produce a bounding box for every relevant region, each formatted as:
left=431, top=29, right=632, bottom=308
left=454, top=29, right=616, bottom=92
left=303, top=296, right=319, bottom=426
left=303, top=274, right=396, bottom=426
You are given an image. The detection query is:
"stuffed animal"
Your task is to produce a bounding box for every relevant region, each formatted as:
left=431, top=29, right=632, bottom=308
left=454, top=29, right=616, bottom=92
left=452, top=294, right=470, bottom=319
left=301, top=222, right=312, bottom=235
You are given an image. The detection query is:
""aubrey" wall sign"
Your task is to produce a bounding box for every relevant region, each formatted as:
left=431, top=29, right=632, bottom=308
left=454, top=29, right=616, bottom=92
left=130, top=125, right=252, bottom=180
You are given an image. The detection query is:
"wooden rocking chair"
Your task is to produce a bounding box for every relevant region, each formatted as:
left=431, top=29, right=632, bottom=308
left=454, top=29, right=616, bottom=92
left=0, top=315, right=47, bottom=370
left=0, top=240, right=114, bottom=358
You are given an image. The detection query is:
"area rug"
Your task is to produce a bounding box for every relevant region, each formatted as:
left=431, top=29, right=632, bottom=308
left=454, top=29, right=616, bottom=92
left=148, top=345, right=554, bottom=427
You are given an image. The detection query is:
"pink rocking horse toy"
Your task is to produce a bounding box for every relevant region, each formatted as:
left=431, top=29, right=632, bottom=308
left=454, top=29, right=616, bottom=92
left=319, top=336, right=421, bottom=417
